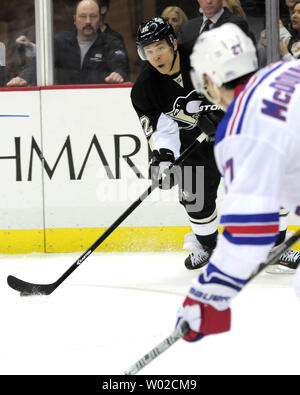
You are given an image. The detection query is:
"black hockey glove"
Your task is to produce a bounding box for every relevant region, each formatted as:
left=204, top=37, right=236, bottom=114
left=150, top=148, right=178, bottom=190
left=198, top=110, right=224, bottom=142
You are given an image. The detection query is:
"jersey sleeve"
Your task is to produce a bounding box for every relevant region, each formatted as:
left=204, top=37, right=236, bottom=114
left=131, top=82, right=181, bottom=158
left=211, top=131, right=286, bottom=279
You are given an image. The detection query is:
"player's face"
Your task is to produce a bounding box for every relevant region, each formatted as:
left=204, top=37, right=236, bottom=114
left=144, top=40, right=177, bottom=75
left=74, top=0, right=100, bottom=40
left=198, top=0, right=223, bottom=18
left=291, top=4, right=300, bottom=30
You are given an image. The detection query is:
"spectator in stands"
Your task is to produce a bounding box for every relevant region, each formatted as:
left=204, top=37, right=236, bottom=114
left=7, top=0, right=130, bottom=87
left=280, top=1, right=300, bottom=60
left=0, top=0, right=35, bottom=82
left=161, top=6, right=188, bottom=33
left=14, top=1, right=128, bottom=58
left=257, top=0, right=299, bottom=67
left=281, top=0, right=297, bottom=31
left=222, top=0, right=246, bottom=19
left=176, top=0, right=255, bottom=45
left=15, top=35, right=36, bottom=59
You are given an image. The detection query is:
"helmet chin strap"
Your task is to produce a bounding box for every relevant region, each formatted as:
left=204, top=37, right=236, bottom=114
left=169, top=49, right=178, bottom=73
left=202, top=82, right=226, bottom=112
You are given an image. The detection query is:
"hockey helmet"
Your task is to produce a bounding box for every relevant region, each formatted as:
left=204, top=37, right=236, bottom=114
left=136, top=17, right=176, bottom=61
left=190, top=23, right=258, bottom=94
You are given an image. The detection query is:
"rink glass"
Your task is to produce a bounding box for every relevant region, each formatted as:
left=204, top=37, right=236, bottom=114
left=0, top=0, right=286, bottom=87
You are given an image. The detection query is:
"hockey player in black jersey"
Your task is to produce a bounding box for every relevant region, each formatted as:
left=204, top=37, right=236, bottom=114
left=131, top=17, right=224, bottom=270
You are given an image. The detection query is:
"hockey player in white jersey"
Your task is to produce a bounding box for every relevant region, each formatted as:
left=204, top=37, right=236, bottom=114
left=176, top=23, right=300, bottom=341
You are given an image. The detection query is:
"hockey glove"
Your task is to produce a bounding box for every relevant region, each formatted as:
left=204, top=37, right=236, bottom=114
left=176, top=263, right=245, bottom=342
left=150, top=148, right=178, bottom=190
left=197, top=110, right=224, bottom=142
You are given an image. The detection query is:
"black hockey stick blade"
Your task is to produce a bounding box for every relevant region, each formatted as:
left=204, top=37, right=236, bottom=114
left=7, top=275, right=57, bottom=296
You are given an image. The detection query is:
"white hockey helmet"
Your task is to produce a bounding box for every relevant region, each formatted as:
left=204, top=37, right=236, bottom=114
left=190, top=23, right=258, bottom=95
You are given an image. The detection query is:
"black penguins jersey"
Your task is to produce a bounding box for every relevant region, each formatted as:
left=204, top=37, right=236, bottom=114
left=131, top=42, right=224, bottom=158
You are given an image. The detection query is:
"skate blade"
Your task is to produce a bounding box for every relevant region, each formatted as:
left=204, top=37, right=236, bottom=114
left=265, top=264, right=296, bottom=274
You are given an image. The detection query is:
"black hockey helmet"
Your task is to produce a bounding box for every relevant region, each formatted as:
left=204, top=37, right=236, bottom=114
left=136, top=17, right=176, bottom=61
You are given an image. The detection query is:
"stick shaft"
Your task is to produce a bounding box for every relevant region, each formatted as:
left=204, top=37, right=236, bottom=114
left=55, top=136, right=204, bottom=285
left=124, top=321, right=189, bottom=375
left=7, top=134, right=206, bottom=295
left=123, top=228, right=300, bottom=375
left=247, top=228, right=300, bottom=283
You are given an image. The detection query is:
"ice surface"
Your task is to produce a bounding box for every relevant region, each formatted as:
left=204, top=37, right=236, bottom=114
left=0, top=251, right=299, bottom=375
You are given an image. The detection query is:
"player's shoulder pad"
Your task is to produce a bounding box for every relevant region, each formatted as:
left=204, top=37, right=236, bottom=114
left=131, top=66, right=158, bottom=97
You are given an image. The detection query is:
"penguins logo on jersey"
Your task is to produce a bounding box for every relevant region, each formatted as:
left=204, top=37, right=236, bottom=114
left=166, top=90, right=214, bottom=130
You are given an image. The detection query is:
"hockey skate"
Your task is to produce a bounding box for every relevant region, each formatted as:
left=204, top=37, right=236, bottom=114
left=183, top=233, right=212, bottom=270
left=266, top=231, right=300, bottom=274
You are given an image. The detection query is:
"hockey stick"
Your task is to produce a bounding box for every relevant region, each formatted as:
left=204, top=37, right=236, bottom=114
left=124, top=320, right=190, bottom=375
left=123, top=228, right=300, bottom=375
left=7, top=133, right=207, bottom=296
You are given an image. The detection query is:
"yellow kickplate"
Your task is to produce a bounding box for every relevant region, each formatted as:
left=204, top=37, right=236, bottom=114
left=0, top=226, right=299, bottom=254
left=44, top=226, right=193, bottom=253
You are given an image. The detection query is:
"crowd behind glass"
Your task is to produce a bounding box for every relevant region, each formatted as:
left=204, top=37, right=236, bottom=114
left=0, top=0, right=296, bottom=87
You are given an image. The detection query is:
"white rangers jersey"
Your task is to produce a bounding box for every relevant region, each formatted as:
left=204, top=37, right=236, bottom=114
left=210, top=60, right=300, bottom=279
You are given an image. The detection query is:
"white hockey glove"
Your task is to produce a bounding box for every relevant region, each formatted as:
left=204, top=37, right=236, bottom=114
left=176, top=263, right=245, bottom=342
left=150, top=148, right=178, bottom=190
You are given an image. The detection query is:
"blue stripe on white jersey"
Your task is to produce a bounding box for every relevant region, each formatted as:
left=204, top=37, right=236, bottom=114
left=235, top=63, right=285, bottom=135
left=214, top=62, right=285, bottom=146
left=220, top=212, right=280, bottom=245
left=222, top=231, right=278, bottom=245
left=214, top=101, right=235, bottom=145
left=198, top=263, right=246, bottom=292
left=221, top=213, right=279, bottom=223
